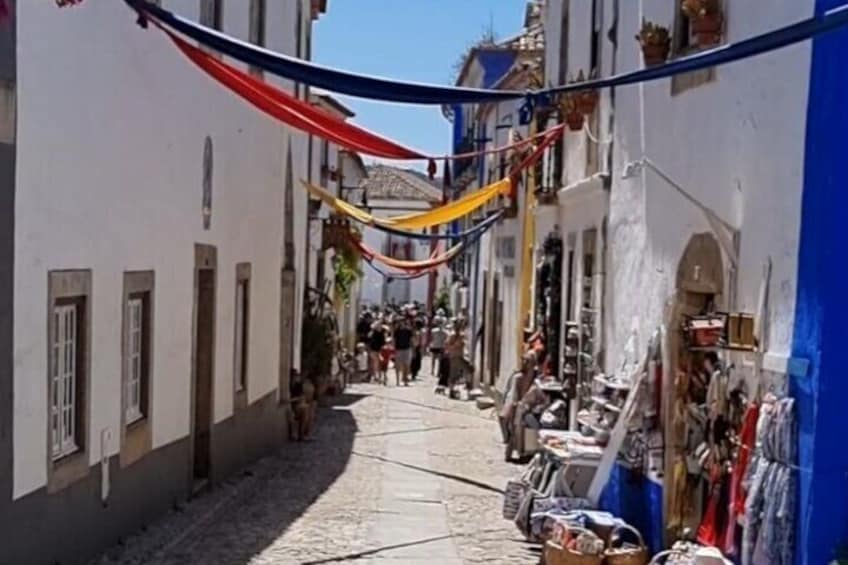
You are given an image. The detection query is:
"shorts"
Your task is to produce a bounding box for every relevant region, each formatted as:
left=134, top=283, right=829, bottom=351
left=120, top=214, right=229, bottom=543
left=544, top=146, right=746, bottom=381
left=395, top=348, right=412, bottom=368
left=430, top=347, right=444, bottom=356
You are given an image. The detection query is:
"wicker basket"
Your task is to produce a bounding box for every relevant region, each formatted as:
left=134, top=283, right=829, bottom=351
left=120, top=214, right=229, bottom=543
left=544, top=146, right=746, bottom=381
left=604, top=524, right=649, bottom=565
left=544, top=527, right=604, bottom=565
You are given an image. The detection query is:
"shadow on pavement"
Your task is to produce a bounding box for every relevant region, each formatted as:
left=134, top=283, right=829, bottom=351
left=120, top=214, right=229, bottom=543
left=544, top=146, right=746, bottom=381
left=94, top=395, right=361, bottom=565
left=352, top=450, right=505, bottom=495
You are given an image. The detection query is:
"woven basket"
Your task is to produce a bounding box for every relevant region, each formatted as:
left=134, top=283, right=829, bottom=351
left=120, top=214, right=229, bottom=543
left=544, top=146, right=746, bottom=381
left=544, top=541, right=603, bottom=565
left=544, top=527, right=604, bottom=565
left=604, top=524, right=649, bottom=565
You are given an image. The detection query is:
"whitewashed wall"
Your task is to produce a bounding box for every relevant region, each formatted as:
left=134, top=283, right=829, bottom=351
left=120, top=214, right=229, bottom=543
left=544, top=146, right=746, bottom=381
left=13, top=0, right=311, bottom=498
left=359, top=198, right=434, bottom=308
left=599, top=0, right=813, bottom=371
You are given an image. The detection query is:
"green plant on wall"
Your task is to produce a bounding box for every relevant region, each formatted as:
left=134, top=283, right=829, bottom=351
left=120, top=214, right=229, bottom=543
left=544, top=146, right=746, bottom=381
left=435, top=279, right=452, bottom=316
left=333, top=240, right=363, bottom=304
left=301, top=299, right=335, bottom=383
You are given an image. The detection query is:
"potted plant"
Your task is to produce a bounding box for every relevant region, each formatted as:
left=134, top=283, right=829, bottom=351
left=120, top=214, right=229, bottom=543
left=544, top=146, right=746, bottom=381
left=571, top=71, right=600, bottom=115
left=682, top=0, right=723, bottom=46
left=559, top=95, right=585, bottom=132
left=635, top=20, right=671, bottom=66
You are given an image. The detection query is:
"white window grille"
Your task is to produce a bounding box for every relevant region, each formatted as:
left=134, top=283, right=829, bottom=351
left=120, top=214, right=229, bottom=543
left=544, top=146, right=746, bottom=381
left=51, top=304, right=78, bottom=460
left=234, top=279, right=249, bottom=392
left=200, top=0, right=223, bottom=30
left=126, top=297, right=144, bottom=424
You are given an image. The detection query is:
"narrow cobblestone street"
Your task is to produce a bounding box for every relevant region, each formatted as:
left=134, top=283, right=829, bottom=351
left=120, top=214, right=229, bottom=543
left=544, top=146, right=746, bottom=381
left=93, top=372, right=538, bottom=565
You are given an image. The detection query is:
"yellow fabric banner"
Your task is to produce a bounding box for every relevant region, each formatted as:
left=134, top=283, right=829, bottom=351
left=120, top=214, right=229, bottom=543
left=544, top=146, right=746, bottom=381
left=301, top=178, right=511, bottom=231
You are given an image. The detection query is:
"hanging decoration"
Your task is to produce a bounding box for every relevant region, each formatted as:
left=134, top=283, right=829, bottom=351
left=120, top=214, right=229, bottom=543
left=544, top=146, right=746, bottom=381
left=127, top=0, right=848, bottom=104
left=321, top=215, right=351, bottom=251
left=148, top=29, right=565, bottom=162
left=302, top=178, right=512, bottom=231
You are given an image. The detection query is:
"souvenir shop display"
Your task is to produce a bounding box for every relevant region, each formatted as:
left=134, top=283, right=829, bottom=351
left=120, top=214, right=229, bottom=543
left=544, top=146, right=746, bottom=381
left=536, top=231, right=564, bottom=377
left=563, top=321, right=580, bottom=394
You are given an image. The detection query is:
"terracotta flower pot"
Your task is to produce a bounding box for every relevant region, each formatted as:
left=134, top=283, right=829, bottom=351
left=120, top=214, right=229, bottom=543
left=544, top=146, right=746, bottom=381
left=576, top=91, right=599, bottom=115
left=565, top=111, right=585, bottom=132
left=692, top=13, right=723, bottom=46
left=641, top=41, right=670, bottom=66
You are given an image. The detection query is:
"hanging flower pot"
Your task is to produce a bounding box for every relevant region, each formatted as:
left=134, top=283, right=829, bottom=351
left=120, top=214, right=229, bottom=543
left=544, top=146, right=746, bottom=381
left=682, top=0, right=723, bottom=47
left=576, top=90, right=599, bottom=116
left=635, top=20, right=671, bottom=67
left=691, top=12, right=723, bottom=46
left=565, top=110, right=585, bottom=132
left=569, top=71, right=599, bottom=115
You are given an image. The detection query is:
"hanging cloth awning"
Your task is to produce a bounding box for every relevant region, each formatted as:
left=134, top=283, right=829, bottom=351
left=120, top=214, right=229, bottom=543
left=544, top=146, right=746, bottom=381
left=375, top=209, right=504, bottom=241
left=153, top=29, right=562, bottom=161
left=299, top=126, right=558, bottom=232
left=351, top=236, right=462, bottom=270
left=127, top=0, right=520, bottom=105
left=303, top=178, right=511, bottom=231
left=127, top=0, right=848, bottom=104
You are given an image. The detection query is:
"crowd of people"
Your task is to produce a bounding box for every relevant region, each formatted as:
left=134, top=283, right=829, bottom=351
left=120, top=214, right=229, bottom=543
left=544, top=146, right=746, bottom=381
left=355, top=303, right=469, bottom=398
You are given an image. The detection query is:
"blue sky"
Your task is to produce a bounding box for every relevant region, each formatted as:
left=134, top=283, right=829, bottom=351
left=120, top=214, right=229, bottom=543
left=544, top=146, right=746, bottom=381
left=312, top=0, right=528, bottom=170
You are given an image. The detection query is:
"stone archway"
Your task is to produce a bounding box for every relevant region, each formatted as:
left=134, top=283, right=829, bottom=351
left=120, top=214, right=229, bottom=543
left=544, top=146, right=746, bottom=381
left=663, top=232, right=725, bottom=541
left=675, top=232, right=724, bottom=298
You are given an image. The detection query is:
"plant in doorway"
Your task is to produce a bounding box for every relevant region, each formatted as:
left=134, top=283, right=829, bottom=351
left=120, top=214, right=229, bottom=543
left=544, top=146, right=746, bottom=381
left=333, top=238, right=363, bottom=305
left=301, top=290, right=337, bottom=399
left=635, top=20, right=671, bottom=67
left=682, top=0, right=723, bottom=47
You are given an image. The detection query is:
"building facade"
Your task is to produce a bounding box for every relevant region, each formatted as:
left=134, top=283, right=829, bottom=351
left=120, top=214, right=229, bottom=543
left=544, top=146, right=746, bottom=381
left=536, top=0, right=848, bottom=560
left=0, top=1, right=326, bottom=563
left=356, top=165, right=444, bottom=309
left=446, top=5, right=544, bottom=388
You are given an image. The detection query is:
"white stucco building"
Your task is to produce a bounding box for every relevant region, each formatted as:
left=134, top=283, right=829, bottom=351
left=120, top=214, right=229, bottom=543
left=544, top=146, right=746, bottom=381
left=539, top=0, right=814, bottom=552
left=356, top=165, right=444, bottom=309
left=445, top=3, right=544, bottom=388
left=0, top=1, right=328, bottom=563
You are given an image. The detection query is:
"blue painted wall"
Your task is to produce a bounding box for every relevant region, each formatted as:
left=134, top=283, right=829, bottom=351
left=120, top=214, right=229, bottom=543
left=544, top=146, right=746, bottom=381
left=599, top=464, right=663, bottom=554
left=792, top=1, right=848, bottom=562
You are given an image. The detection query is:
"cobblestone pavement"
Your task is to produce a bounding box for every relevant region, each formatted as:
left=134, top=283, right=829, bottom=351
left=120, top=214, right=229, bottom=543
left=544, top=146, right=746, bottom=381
left=92, top=370, right=538, bottom=565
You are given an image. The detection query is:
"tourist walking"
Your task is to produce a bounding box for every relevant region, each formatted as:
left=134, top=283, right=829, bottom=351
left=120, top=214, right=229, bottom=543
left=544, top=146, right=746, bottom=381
left=429, top=311, right=447, bottom=376
left=393, top=311, right=414, bottom=386
left=367, top=319, right=387, bottom=384
left=445, top=322, right=465, bottom=399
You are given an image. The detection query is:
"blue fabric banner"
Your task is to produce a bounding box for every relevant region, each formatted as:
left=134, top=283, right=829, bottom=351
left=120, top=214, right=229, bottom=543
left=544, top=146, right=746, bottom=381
left=128, top=0, right=848, bottom=106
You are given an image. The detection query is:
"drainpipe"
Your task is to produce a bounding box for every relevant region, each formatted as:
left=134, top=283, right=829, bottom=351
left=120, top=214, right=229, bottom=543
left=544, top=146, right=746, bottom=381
left=470, top=234, right=481, bottom=390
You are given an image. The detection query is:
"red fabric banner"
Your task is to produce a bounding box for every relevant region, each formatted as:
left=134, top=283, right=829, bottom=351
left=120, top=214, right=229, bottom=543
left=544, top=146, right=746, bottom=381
left=156, top=27, right=563, bottom=162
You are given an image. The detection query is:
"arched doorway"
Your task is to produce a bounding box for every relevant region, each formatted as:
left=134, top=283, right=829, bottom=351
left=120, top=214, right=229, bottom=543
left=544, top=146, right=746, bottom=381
left=664, top=232, right=725, bottom=540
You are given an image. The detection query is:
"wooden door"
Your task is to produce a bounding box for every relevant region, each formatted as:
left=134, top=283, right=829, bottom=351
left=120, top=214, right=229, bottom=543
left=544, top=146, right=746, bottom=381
left=192, top=267, right=215, bottom=483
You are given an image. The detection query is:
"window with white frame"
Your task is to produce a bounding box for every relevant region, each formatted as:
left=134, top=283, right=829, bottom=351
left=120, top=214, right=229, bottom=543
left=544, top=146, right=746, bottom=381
left=50, top=299, right=84, bottom=460
left=249, top=0, right=266, bottom=77
left=126, top=295, right=145, bottom=424
left=200, top=0, right=223, bottom=30
left=234, top=263, right=251, bottom=394
left=122, top=271, right=153, bottom=430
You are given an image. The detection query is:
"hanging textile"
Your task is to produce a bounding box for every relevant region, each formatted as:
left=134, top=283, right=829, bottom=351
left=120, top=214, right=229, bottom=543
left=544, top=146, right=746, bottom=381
left=128, top=0, right=848, bottom=105
left=152, top=28, right=565, bottom=162
left=127, top=0, right=519, bottom=105
left=375, top=210, right=504, bottom=241
left=741, top=397, right=796, bottom=565
left=302, top=178, right=511, bottom=231
left=349, top=235, right=462, bottom=270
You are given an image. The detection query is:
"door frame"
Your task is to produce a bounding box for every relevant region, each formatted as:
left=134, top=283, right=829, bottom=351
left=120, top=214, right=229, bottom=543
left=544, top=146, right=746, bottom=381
left=279, top=267, right=297, bottom=404
left=190, top=243, right=217, bottom=488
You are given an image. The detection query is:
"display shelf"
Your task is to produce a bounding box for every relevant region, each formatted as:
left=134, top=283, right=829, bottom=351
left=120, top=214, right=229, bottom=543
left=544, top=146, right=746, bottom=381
left=593, top=374, right=631, bottom=391
left=604, top=402, right=622, bottom=414
left=590, top=395, right=609, bottom=408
